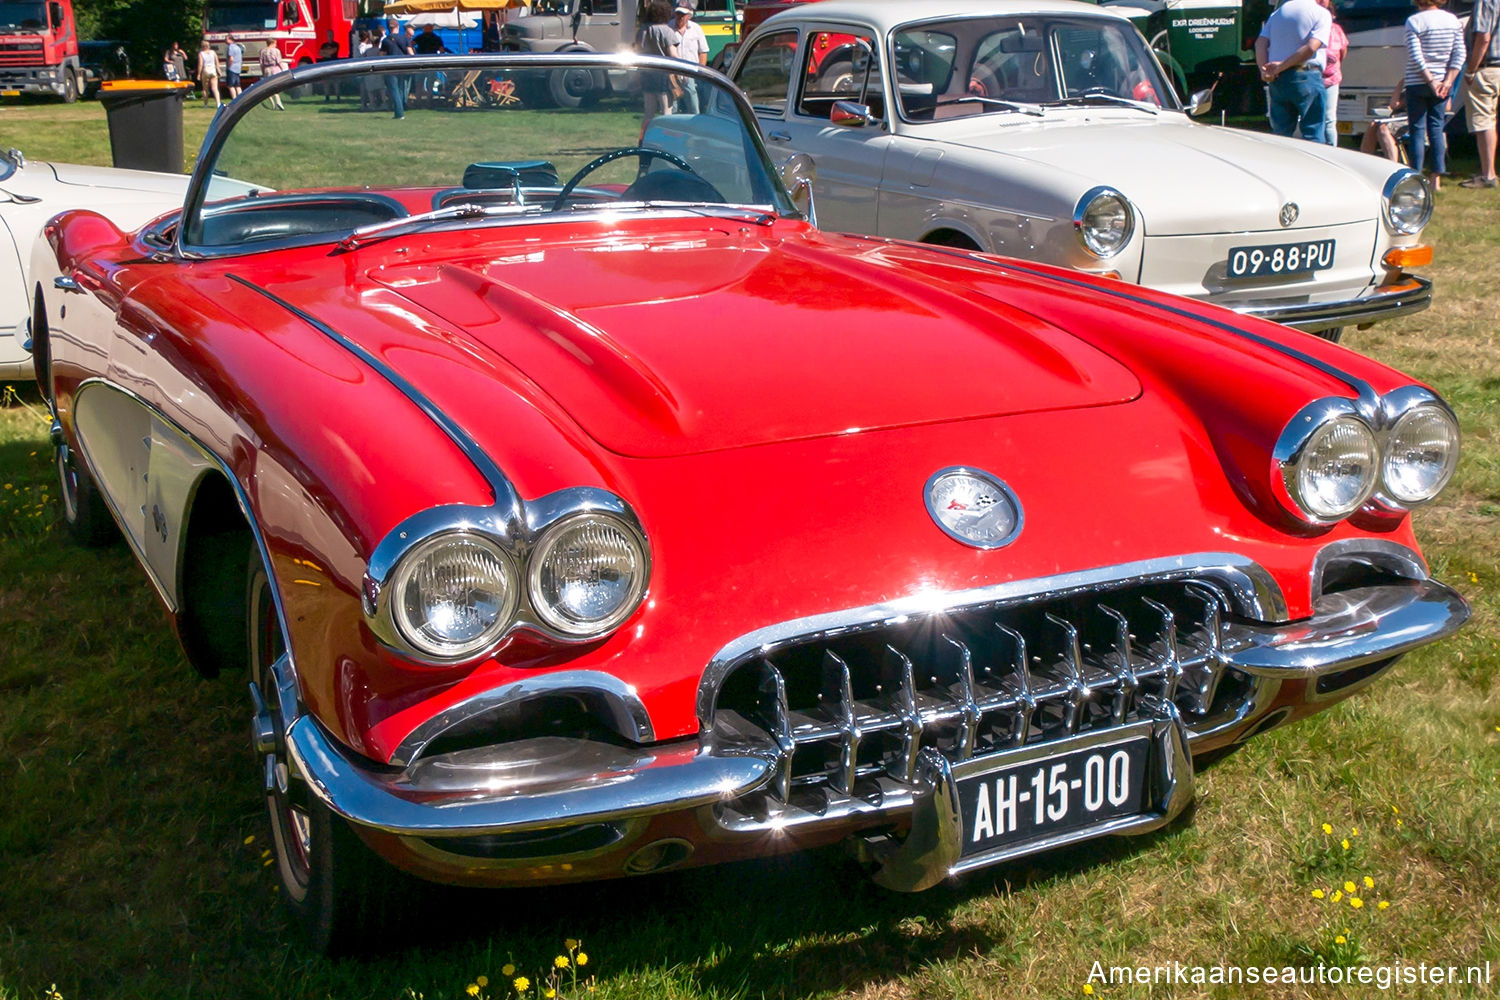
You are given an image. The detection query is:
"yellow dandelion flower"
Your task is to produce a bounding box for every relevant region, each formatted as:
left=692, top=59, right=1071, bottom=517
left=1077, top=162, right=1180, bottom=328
left=1332, top=890, right=1343, bottom=902
left=514, top=977, right=530, bottom=993
left=1351, top=827, right=1359, bottom=836
left=554, top=955, right=570, bottom=969
left=1469, top=572, right=1480, bottom=583
left=261, top=849, right=271, bottom=858
left=576, top=954, right=588, bottom=967
left=1321, top=823, right=1333, bottom=835
left=1363, top=876, right=1374, bottom=889
left=1312, top=889, right=1325, bottom=899
left=1335, top=935, right=1347, bottom=945
left=243, top=835, right=255, bottom=845
left=262, top=857, right=274, bottom=867
left=1392, top=805, right=1399, bottom=814
left=477, top=976, right=488, bottom=988
left=502, top=965, right=515, bottom=977
left=1341, top=839, right=1351, bottom=851
left=1396, top=818, right=1404, bottom=828
left=1083, top=987, right=1095, bottom=996
left=1378, top=900, right=1390, bottom=910
left=1350, top=897, right=1364, bottom=909
left=566, top=938, right=580, bottom=951
left=1344, top=881, right=1356, bottom=894
left=545, top=991, right=556, bottom=999
left=466, top=985, right=480, bottom=997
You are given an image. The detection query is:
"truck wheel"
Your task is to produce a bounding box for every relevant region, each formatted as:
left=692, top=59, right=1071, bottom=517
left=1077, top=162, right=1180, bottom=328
left=62, top=70, right=77, bottom=103
left=548, top=66, right=601, bottom=108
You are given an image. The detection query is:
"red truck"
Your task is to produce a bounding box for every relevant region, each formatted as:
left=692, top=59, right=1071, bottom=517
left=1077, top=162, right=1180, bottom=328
left=0, top=0, right=81, bottom=101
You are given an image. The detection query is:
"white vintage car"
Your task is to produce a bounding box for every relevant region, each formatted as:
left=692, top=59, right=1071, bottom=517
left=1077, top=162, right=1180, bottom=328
left=0, top=149, right=191, bottom=380
left=727, top=0, right=1435, bottom=340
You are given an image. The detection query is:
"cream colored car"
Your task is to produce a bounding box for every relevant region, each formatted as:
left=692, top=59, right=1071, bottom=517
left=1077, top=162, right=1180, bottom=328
left=728, top=0, right=1434, bottom=340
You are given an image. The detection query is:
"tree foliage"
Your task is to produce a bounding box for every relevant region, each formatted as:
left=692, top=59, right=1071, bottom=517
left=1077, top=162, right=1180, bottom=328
left=74, top=0, right=206, bottom=77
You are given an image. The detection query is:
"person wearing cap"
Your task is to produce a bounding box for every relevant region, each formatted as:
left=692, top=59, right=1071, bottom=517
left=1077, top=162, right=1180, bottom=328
left=1255, top=0, right=1332, bottom=141
left=672, top=2, right=708, bottom=113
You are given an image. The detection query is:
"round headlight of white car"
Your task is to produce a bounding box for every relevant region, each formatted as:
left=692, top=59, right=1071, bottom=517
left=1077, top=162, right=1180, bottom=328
left=389, top=533, right=519, bottom=660
left=1074, top=187, right=1134, bottom=258
left=1383, top=171, right=1433, bottom=235
left=1282, top=414, right=1380, bottom=522
left=529, top=514, right=649, bottom=637
left=1382, top=404, right=1460, bottom=505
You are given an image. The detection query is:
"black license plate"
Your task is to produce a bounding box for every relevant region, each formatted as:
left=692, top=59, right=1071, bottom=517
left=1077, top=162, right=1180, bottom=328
left=955, top=733, right=1149, bottom=858
left=1227, top=239, right=1335, bottom=278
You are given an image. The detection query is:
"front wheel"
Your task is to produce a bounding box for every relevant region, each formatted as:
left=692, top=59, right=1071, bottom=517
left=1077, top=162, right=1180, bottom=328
left=62, top=70, right=77, bottom=103
left=248, top=548, right=410, bottom=954
left=57, top=443, right=117, bottom=546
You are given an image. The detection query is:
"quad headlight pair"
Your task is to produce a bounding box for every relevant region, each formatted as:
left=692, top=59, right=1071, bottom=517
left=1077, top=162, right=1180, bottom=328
left=366, top=497, right=650, bottom=664
left=1275, top=388, right=1459, bottom=525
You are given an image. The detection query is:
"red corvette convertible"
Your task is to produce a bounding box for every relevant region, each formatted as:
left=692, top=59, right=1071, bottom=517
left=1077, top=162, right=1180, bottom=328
left=32, top=54, right=1467, bottom=952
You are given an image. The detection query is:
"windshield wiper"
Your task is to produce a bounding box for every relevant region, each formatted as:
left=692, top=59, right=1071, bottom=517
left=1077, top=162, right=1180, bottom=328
left=1044, top=94, right=1159, bottom=114
left=933, top=95, right=1046, bottom=116
left=334, top=203, right=516, bottom=252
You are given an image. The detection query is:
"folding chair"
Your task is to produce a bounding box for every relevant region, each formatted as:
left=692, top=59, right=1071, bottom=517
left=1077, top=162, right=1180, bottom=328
left=452, top=70, right=484, bottom=109
left=488, top=77, right=520, bottom=107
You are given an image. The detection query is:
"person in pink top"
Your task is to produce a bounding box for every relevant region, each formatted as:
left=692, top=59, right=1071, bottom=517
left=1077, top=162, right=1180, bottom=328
left=1317, top=0, right=1349, bottom=144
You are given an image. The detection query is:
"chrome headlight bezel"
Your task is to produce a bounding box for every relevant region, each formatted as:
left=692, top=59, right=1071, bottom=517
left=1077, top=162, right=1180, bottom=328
left=363, top=489, right=651, bottom=665
left=527, top=511, right=651, bottom=639
left=1382, top=169, right=1433, bottom=235
left=1073, top=186, right=1135, bottom=259
left=1274, top=399, right=1380, bottom=524
left=1375, top=385, right=1461, bottom=508
left=382, top=529, right=521, bottom=664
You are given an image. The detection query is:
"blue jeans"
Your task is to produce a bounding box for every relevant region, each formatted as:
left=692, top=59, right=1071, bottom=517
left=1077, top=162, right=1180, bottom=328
left=1405, top=84, right=1448, bottom=174
left=385, top=74, right=406, bottom=118
left=1267, top=68, right=1326, bottom=142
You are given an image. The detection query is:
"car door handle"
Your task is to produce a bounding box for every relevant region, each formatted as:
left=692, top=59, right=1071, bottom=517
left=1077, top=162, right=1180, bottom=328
left=53, top=275, right=81, bottom=293
left=767, top=130, right=791, bottom=142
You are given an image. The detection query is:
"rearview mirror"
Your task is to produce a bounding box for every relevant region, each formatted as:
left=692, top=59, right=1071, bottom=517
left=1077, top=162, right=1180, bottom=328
left=1186, top=86, right=1215, bottom=117
left=781, top=153, right=817, bottom=226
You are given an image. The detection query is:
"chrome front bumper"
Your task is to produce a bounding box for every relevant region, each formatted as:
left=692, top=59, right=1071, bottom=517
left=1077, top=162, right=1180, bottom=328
left=1235, top=274, right=1432, bottom=334
left=283, top=575, right=1467, bottom=881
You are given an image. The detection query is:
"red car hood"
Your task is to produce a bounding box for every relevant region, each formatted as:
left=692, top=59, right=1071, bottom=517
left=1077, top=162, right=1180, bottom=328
left=343, top=219, right=1141, bottom=459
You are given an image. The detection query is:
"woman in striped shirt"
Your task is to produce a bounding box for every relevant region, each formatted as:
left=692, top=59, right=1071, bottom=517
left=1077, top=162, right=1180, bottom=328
left=1404, top=0, right=1467, bottom=188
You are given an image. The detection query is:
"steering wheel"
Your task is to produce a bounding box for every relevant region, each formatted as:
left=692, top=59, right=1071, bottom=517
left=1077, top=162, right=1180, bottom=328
left=551, top=146, right=698, bottom=212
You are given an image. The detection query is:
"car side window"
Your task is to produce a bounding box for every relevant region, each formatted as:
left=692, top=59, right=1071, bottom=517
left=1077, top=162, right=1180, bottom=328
left=734, top=30, right=799, bottom=115
left=795, top=31, right=883, bottom=119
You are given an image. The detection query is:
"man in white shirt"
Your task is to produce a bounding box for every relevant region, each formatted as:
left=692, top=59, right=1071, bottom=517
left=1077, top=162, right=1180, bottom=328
left=672, top=3, right=709, bottom=113
left=1255, top=0, right=1332, bottom=140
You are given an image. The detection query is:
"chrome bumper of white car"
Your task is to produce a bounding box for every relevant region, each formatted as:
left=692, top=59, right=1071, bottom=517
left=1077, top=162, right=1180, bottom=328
left=277, top=568, right=1466, bottom=883
left=1233, top=274, right=1432, bottom=334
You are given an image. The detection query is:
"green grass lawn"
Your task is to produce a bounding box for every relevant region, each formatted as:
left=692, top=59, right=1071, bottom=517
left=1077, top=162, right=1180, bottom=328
left=0, top=102, right=1497, bottom=1000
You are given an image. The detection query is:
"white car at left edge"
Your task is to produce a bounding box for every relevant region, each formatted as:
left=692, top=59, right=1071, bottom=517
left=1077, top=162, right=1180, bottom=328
left=0, top=148, right=191, bottom=381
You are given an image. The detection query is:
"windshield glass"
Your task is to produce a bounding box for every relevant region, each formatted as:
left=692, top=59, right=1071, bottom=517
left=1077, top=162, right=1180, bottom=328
left=0, top=2, right=48, bottom=31
left=891, top=15, right=1174, bottom=121
left=205, top=1, right=280, bottom=31
left=186, top=59, right=794, bottom=251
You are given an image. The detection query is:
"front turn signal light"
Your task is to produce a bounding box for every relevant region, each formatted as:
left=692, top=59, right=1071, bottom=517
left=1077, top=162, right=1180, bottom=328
left=1382, top=245, right=1433, bottom=269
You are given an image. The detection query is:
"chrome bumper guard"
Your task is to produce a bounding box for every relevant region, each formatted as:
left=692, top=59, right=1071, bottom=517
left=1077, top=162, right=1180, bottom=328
left=284, top=578, right=1466, bottom=862
left=1235, top=274, right=1432, bottom=334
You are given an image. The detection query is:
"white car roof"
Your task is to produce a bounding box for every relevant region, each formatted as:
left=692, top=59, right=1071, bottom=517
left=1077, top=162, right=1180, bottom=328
left=759, top=0, right=1133, bottom=33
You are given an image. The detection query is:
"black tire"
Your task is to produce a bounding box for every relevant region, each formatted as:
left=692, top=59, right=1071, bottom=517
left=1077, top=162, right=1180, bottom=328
left=57, top=443, right=118, bottom=546
left=248, top=548, right=411, bottom=954
left=1315, top=327, right=1344, bottom=343
left=547, top=65, right=601, bottom=108
left=62, top=70, right=77, bottom=103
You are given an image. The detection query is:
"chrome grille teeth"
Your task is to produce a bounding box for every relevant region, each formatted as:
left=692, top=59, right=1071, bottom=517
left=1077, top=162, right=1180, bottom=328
left=717, top=582, right=1238, bottom=808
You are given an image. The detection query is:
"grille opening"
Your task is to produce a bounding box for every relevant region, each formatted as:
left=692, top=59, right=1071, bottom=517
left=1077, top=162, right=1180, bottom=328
left=421, top=822, right=626, bottom=860
left=1314, top=656, right=1397, bottom=695
left=419, top=694, right=633, bottom=760
left=1319, top=559, right=1410, bottom=597
left=708, top=578, right=1248, bottom=805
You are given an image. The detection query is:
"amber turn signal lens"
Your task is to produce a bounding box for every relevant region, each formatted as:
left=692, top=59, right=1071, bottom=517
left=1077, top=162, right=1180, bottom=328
left=1382, top=245, right=1433, bottom=269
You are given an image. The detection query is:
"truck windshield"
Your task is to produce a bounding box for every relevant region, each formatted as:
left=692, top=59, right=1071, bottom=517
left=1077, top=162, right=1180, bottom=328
left=206, top=1, right=281, bottom=31
left=0, top=2, right=48, bottom=31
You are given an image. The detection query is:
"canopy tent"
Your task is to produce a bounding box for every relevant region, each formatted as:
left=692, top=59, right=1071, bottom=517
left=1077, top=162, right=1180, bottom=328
left=383, top=0, right=527, bottom=12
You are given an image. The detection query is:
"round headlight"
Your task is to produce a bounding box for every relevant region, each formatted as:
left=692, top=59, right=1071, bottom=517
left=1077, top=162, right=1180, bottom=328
left=529, top=514, right=648, bottom=637
left=389, top=533, right=518, bottom=660
left=1283, top=415, right=1380, bottom=522
left=1074, top=187, right=1134, bottom=258
left=1383, top=171, right=1432, bottom=235
left=1382, top=404, right=1460, bottom=505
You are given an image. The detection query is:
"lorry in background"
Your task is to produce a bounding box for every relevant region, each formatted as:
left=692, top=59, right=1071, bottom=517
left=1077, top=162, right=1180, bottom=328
left=202, top=0, right=368, bottom=77
left=0, top=0, right=81, bottom=102
left=1335, top=0, right=1473, bottom=141
left=501, top=0, right=741, bottom=104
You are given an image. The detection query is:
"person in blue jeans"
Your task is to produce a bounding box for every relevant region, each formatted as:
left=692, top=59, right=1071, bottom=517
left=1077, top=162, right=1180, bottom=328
left=379, top=17, right=413, bottom=119
left=1256, top=0, right=1332, bottom=141
left=1404, top=0, right=1467, bottom=188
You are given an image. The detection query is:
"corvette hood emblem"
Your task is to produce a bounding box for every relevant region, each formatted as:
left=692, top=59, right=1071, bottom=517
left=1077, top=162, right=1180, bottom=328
left=925, top=468, right=1024, bottom=548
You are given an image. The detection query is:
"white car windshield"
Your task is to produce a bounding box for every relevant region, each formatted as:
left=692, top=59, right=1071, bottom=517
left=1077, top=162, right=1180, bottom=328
left=183, top=57, right=794, bottom=253
left=888, top=15, right=1175, bottom=122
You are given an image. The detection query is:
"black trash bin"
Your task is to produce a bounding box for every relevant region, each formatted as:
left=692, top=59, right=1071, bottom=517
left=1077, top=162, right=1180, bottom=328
left=99, top=81, right=192, bottom=173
